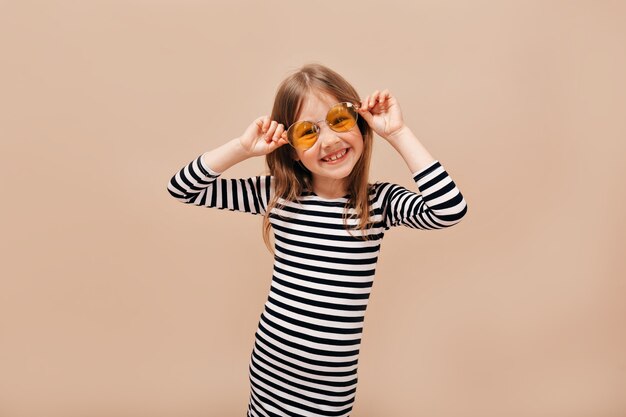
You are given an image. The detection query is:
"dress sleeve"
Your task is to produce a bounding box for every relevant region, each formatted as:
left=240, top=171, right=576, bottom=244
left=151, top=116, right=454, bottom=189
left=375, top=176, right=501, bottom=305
left=167, top=154, right=273, bottom=216
left=380, top=160, right=468, bottom=230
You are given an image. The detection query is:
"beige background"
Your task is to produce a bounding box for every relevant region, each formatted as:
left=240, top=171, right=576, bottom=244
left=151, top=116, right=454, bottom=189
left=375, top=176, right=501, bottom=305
left=1, top=1, right=625, bottom=416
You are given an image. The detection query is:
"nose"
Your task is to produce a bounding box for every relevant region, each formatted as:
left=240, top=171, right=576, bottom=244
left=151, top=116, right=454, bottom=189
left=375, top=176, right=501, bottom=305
left=317, top=122, right=341, bottom=148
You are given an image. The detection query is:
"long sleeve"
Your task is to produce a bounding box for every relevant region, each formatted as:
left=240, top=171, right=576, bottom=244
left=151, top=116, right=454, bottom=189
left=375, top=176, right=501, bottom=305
left=167, top=154, right=273, bottom=216
left=379, top=160, right=467, bottom=230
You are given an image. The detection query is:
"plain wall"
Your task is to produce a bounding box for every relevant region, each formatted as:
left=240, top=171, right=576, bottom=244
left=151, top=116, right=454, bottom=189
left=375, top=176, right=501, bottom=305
left=1, top=0, right=624, bottom=416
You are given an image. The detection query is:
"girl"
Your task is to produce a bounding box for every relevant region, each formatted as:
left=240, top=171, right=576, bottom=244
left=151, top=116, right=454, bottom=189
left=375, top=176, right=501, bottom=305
left=167, top=63, right=467, bottom=417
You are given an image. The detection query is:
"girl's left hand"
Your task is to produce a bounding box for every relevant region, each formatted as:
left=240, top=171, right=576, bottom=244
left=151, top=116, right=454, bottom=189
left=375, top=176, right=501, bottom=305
left=357, top=90, right=407, bottom=141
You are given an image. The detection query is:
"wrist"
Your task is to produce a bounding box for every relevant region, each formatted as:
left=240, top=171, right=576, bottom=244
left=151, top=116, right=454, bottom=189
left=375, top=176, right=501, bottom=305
left=384, top=126, right=436, bottom=173
left=231, top=136, right=253, bottom=160
left=386, top=125, right=413, bottom=144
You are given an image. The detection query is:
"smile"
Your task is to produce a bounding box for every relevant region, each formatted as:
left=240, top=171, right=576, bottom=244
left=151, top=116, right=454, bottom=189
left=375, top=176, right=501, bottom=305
left=321, top=148, right=349, bottom=163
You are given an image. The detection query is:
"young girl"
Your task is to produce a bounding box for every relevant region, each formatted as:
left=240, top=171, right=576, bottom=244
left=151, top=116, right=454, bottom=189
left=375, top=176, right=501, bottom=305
left=168, top=63, right=467, bottom=417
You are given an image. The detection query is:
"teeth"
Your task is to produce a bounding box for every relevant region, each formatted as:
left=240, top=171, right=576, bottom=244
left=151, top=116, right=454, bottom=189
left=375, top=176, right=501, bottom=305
left=323, top=148, right=347, bottom=162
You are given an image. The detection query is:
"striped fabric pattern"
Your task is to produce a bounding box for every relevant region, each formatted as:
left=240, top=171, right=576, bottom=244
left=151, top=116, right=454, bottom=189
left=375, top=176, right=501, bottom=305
left=167, top=154, right=467, bottom=416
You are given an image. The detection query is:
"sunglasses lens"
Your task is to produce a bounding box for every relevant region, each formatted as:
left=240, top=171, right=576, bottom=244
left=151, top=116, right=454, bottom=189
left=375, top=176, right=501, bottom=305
left=287, top=102, right=359, bottom=150
left=327, top=102, right=358, bottom=132
left=287, top=121, right=318, bottom=150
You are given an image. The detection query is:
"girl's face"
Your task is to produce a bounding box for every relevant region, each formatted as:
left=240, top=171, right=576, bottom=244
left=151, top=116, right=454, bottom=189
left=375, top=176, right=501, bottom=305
left=291, top=91, right=364, bottom=194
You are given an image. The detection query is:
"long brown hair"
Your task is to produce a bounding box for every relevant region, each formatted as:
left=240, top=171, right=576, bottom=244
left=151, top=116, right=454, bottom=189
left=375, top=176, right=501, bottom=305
left=262, top=63, right=375, bottom=254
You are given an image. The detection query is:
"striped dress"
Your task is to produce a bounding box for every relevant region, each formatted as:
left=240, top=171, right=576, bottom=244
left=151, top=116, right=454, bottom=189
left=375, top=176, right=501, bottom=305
left=167, top=154, right=468, bottom=417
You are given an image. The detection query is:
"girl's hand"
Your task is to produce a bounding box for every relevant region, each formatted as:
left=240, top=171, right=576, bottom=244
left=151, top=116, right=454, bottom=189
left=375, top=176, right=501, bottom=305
left=357, top=90, right=407, bottom=141
left=239, top=115, right=289, bottom=157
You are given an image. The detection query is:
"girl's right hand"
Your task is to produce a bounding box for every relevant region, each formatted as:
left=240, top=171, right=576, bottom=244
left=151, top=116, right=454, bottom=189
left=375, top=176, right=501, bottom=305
left=238, top=115, right=290, bottom=157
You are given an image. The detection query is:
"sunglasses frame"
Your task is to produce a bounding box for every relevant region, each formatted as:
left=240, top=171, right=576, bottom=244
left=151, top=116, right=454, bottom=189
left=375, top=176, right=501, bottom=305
left=285, top=101, right=362, bottom=151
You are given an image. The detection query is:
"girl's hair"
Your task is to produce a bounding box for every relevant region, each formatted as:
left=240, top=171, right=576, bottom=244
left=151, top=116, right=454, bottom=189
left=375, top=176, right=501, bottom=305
left=262, top=63, right=375, bottom=254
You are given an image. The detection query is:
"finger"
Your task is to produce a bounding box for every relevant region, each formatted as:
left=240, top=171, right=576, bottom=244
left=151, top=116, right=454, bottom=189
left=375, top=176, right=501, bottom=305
left=370, top=91, right=380, bottom=107
left=361, top=96, right=367, bottom=109
left=269, top=135, right=289, bottom=151
left=262, top=116, right=271, bottom=133
left=379, top=89, right=390, bottom=103
left=264, top=120, right=276, bottom=143
left=358, top=97, right=368, bottom=112
left=272, top=124, right=285, bottom=142
left=267, top=120, right=278, bottom=137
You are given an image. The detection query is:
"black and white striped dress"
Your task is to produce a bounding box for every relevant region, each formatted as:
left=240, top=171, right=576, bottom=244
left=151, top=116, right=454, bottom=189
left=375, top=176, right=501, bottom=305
left=167, top=154, right=467, bottom=417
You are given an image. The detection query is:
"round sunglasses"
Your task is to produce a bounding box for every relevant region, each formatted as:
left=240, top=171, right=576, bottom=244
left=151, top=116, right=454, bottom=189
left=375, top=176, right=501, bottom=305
left=285, top=101, right=361, bottom=151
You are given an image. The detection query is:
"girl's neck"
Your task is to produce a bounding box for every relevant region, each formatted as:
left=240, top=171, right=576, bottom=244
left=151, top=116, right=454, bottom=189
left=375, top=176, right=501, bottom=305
left=312, top=179, right=348, bottom=199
